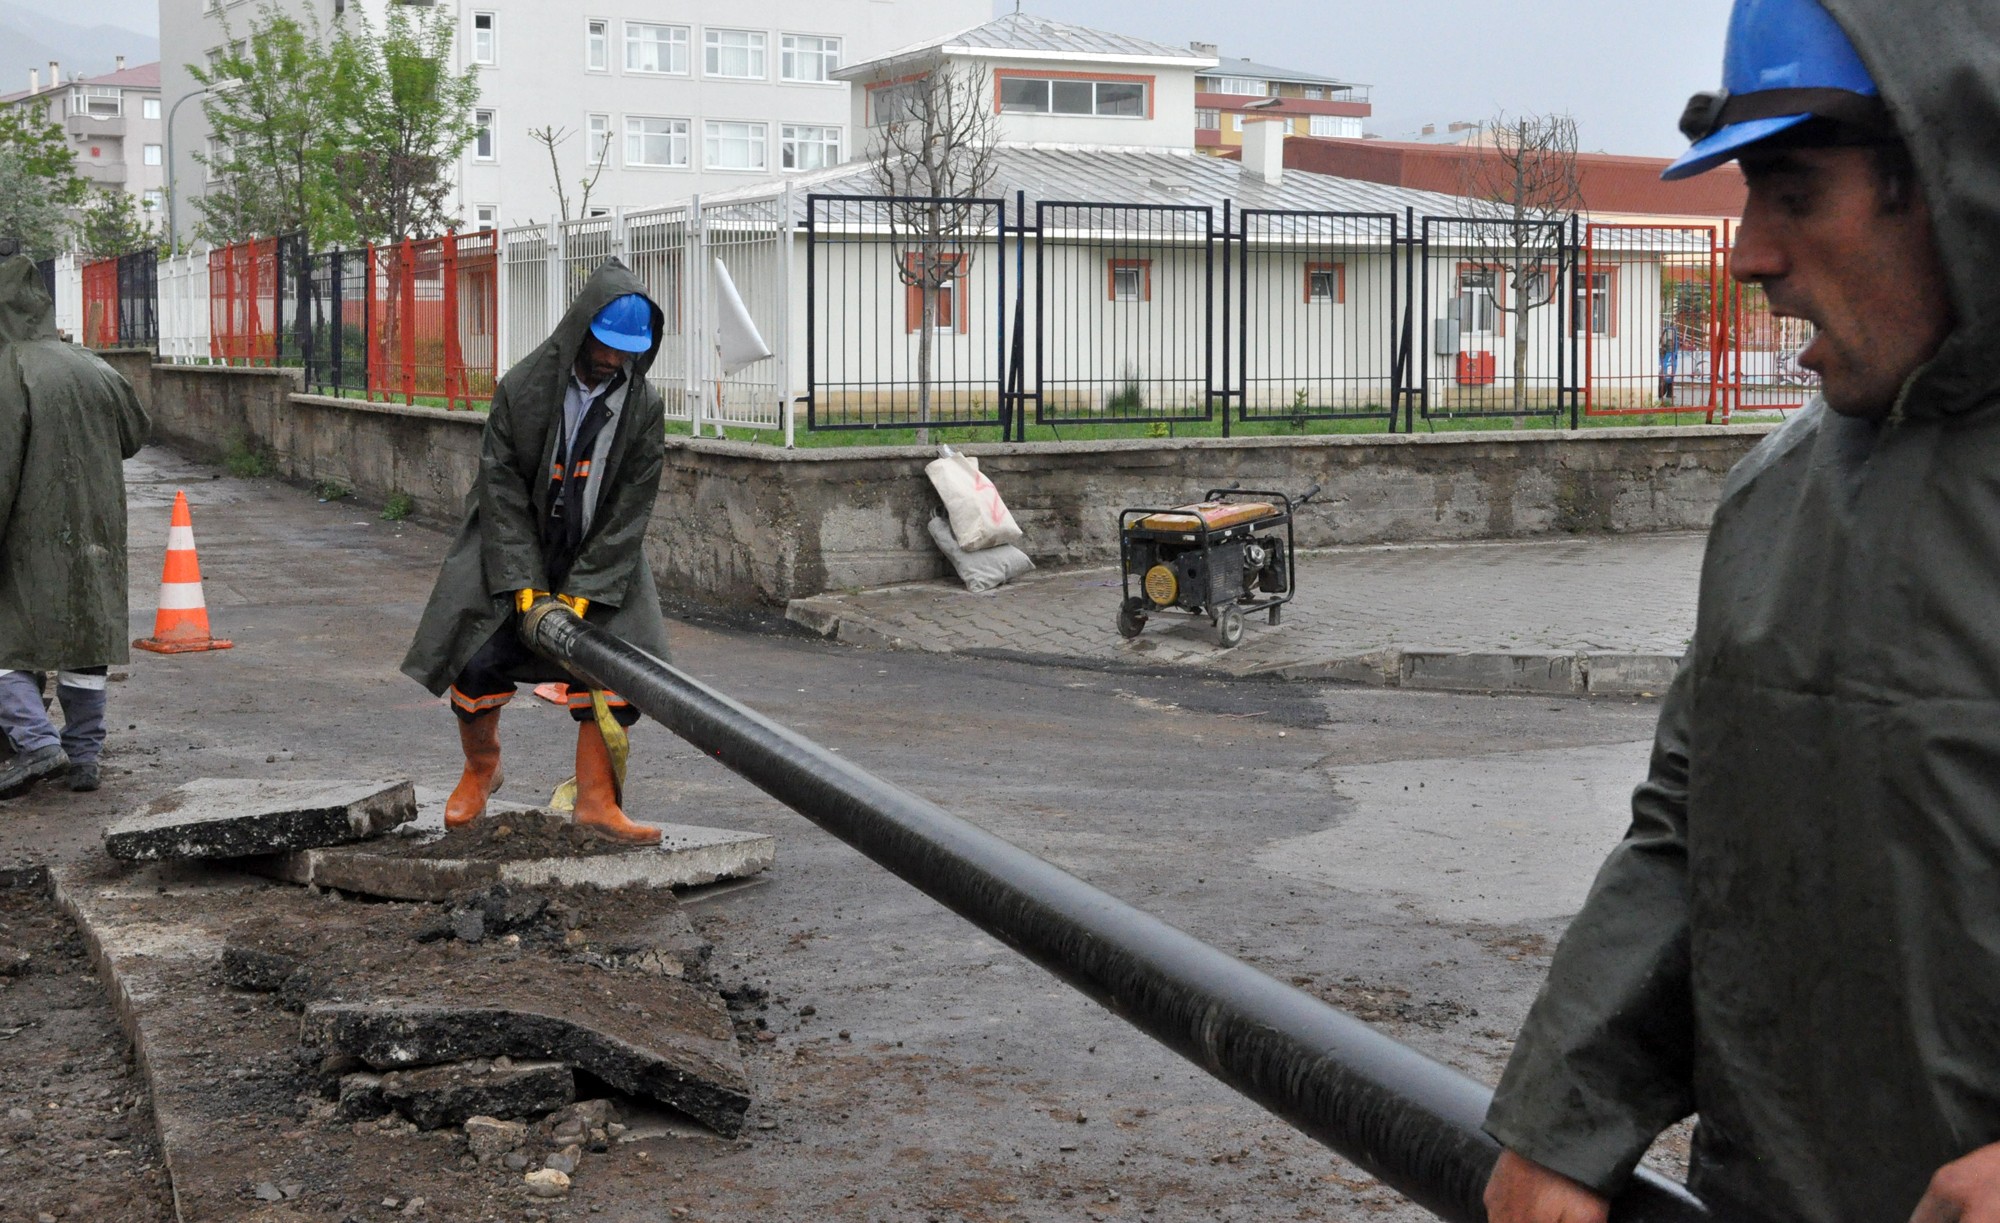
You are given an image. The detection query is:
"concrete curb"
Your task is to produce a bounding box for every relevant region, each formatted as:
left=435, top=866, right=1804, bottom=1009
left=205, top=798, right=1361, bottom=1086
left=786, top=597, right=1680, bottom=697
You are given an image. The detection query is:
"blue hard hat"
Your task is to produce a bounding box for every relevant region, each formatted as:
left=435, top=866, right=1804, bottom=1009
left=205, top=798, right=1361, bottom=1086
left=589, top=293, right=654, bottom=353
left=1663, top=0, right=1888, bottom=181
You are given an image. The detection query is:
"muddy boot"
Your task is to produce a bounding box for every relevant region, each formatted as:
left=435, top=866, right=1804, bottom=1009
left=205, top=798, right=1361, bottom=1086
left=571, top=720, right=658, bottom=844
left=0, top=745, right=69, bottom=799
left=444, top=709, right=504, bottom=829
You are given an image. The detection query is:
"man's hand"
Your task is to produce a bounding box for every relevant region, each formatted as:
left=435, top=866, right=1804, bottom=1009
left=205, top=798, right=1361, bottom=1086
left=1485, top=1150, right=1610, bottom=1223
left=515, top=588, right=549, bottom=614
left=1911, top=1143, right=2000, bottom=1223
left=556, top=594, right=590, bottom=618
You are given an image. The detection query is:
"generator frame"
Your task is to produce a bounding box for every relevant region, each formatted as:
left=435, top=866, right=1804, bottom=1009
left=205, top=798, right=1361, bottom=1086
left=1117, top=487, right=1311, bottom=648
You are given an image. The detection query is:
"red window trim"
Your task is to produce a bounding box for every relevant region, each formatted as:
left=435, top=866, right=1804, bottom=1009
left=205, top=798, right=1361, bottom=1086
left=1574, top=264, right=1620, bottom=338
left=865, top=72, right=929, bottom=126
left=1107, top=258, right=1152, bottom=303
left=992, top=68, right=1156, bottom=120
left=1304, top=261, right=1346, bottom=305
left=903, top=253, right=969, bottom=335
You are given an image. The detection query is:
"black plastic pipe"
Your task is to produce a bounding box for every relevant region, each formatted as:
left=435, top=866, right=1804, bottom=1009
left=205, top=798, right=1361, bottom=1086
left=521, top=602, right=1717, bottom=1223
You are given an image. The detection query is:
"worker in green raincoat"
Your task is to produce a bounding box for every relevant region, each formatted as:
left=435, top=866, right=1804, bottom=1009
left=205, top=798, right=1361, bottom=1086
left=1484, top=0, right=2000, bottom=1220
left=0, top=248, right=149, bottom=798
left=402, top=260, right=671, bottom=844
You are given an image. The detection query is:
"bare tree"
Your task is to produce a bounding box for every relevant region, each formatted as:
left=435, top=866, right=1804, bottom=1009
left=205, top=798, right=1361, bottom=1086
left=1455, top=112, right=1585, bottom=416
left=866, top=60, right=998, bottom=440
left=528, top=123, right=608, bottom=228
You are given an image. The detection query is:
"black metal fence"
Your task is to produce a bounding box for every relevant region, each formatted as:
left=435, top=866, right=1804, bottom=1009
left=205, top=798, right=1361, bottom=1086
left=296, top=245, right=371, bottom=397
left=34, top=258, right=55, bottom=302
left=115, top=250, right=158, bottom=349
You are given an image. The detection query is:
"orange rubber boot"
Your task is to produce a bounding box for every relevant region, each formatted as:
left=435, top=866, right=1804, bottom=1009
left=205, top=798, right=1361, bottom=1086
left=572, top=719, right=660, bottom=844
left=444, top=709, right=504, bottom=829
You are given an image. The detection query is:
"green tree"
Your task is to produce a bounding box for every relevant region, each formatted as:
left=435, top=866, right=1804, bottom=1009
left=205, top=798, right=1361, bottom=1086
left=330, top=7, right=480, bottom=243
left=0, top=106, right=86, bottom=256
left=191, top=3, right=347, bottom=246
left=76, top=187, right=160, bottom=258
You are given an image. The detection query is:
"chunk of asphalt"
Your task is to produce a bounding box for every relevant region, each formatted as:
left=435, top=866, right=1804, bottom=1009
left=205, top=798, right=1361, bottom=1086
left=104, top=779, right=418, bottom=861
left=464, top=1115, right=527, bottom=1160
left=337, top=1072, right=390, bottom=1121
left=304, top=991, right=750, bottom=1136
left=219, top=944, right=297, bottom=992
left=379, top=1059, right=574, bottom=1130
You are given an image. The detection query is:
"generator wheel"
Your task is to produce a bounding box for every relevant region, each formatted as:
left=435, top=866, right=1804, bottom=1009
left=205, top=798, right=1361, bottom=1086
left=1267, top=604, right=1283, bottom=626
left=1117, top=597, right=1148, bottom=640
left=1216, top=605, right=1245, bottom=649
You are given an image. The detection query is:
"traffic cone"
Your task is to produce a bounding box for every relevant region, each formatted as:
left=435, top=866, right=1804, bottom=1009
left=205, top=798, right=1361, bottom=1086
left=133, top=490, right=234, bottom=654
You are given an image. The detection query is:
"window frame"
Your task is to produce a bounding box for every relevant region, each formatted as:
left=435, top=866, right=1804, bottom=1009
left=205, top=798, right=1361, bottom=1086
left=143, top=143, right=163, bottom=166
left=703, top=28, right=768, bottom=80
left=473, top=204, right=499, bottom=231
left=624, top=22, right=689, bottom=76
left=142, top=97, right=161, bottom=120
left=1574, top=267, right=1619, bottom=337
left=903, top=252, right=969, bottom=335
left=472, top=108, right=495, bottom=161
left=779, top=33, right=841, bottom=83
left=994, top=70, right=1154, bottom=120
left=586, top=112, right=612, bottom=166
left=779, top=123, right=841, bottom=171
left=1304, top=261, right=1346, bottom=305
left=585, top=18, right=609, bottom=73
left=471, top=11, right=495, bottom=65
left=1107, top=258, right=1153, bottom=303
left=624, top=115, right=691, bottom=169
left=1456, top=264, right=1501, bottom=335
left=703, top=119, right=769, bottom=173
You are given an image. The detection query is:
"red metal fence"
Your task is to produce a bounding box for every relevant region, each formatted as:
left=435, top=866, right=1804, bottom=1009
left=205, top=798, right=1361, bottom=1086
left=81, top=257, right=120, bottom=349
left=209, top=237, right=281, bottom=364
left=365, top=231, right=498, bottom=410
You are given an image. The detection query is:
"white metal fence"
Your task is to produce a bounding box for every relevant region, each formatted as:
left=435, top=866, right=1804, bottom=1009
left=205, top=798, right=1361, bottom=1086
left=50, top=255, right=83, bottom=343
left=156, top=247, right=211, bottom=363
left=497, top=186, right=796, bottom=443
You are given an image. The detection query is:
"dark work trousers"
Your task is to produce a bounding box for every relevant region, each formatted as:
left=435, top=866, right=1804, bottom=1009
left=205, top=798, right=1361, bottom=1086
left=447, top=620, right=637, bottom=726
left=0, top=667, right=110, bottom=763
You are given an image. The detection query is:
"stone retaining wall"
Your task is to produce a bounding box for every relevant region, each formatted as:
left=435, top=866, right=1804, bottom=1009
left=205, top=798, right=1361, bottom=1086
left=128, top=360, right=1773, bottom=608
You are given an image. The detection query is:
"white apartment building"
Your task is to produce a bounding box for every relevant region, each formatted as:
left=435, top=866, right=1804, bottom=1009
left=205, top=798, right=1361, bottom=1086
left=0, top=60, right=166, bottom=219
left=159, top=0, right=988, bottom=246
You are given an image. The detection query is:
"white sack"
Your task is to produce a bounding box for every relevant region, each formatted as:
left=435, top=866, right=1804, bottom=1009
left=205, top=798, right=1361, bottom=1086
left=712, top=257, right=772, bottom=375
left=928, top=517, right=1033, bottom=593
left=923, top=445, right=1023, bottom=551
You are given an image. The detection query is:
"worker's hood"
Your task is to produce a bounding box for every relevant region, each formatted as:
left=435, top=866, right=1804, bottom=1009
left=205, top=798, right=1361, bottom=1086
left=0, top=256, right=59, bottom=347
left=1821, top=0, right=2000, bottom=416
left=547, top=259, right=666, bottom=387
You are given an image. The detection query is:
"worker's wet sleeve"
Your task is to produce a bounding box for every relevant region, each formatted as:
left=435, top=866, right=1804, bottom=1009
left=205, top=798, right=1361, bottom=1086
left=559, top=407, right=663, bottom=609
left=1483, top=654, right=1697, bottom=1195
left=115, top=373, right=149, bottom=459
left=476, top=382, right=550, bottom=596
left=0, top=355, right=24, bottom=546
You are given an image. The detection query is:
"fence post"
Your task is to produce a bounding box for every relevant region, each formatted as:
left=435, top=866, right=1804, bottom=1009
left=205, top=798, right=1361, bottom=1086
left=443, top=232, right=464, bottom=410
left=547, top=221, right=568, bottom=367
left=687, top=195, right=706, bottom=438
left=399, top=237, right=417, bottom=406
left=778, top=184, right=795, bottom=449
left=365, top=246, right=381, bottom=401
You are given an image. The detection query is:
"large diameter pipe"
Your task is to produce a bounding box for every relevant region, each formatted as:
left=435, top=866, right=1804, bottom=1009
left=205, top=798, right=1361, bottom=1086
left=521, top=602, right=1716, bottom=1223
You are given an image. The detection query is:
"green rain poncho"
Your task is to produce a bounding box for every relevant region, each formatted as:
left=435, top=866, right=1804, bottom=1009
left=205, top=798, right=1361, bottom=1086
left=0, top=257, right=150, bottom=671
left=401, top=259, right=672, bottom=694
left=1484, top=0, right=2000, bottom=1216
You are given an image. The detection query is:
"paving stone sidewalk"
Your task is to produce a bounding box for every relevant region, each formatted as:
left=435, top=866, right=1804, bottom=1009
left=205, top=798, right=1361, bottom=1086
left=786, top=532, right=1705, bottom=695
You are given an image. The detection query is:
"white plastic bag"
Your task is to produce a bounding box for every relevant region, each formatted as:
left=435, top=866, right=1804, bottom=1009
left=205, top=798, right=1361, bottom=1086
left=928, top=517, right=1034, bottom=593
left=924, top=445, right=1023, bottom=551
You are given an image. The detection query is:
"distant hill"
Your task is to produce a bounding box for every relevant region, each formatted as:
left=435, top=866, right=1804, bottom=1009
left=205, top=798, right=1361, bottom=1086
left=0, top=0, right=158, bottom=95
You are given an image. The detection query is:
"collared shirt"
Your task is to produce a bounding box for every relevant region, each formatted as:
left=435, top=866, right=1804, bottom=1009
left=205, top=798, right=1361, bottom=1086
left=562, top=370, right=610, bottom=458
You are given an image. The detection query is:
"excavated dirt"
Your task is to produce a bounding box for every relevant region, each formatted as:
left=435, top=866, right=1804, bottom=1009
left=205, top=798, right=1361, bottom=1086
left=0, top=878, right=174, bottom=1223
left=372, top=808, right=647, bottom=862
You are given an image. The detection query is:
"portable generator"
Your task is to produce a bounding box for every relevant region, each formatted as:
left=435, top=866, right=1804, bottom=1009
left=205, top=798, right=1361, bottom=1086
left=1116, top=485, right=1319, bottom=648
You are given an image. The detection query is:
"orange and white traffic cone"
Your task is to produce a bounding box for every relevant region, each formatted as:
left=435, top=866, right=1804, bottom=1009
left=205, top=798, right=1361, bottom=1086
left=133, top=490, right=234, bottom=655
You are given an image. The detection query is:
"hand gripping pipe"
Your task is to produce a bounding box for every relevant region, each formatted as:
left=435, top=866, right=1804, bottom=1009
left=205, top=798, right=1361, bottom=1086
left=520, top=602, right=1718, bottom=1223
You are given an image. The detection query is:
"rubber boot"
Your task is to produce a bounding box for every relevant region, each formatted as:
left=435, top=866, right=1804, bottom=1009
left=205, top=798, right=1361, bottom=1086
left=444, top=709, right=504, bottom=829
left=571, top=720, right=659, bottom=844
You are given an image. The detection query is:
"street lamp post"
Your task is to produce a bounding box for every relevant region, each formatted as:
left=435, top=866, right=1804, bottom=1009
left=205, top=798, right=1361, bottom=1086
left=163, top=80, right=238, bottom=249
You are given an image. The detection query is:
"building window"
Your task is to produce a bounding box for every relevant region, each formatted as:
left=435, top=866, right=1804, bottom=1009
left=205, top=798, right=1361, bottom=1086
left=142, top=188, right=163, bottom=212
left=999, top=75, right=1149, bottom=118
left=1195, top=109, right=1219, bottom=131
left=1309, top=114, right=1364, bottom=138
left=1457, top=266, right=1500, bottom=334
left=587, top=113, right=611, bottom=165
left=471, top=12, right=495, bottom=65
left=1232, top=115, right=1294, bottom=134
left=74, top=86, right=122, bottom=118
left=869, top=80, right=924, bottom=127
left=705, top=29, right=767, bottom=79
left=1107, top=258, right=1152, bottom=303
left=585, top=19, right=609, bottom=71
left=143, top=143, right=163, bottom=166
left=780, top=34, right=839, bottom=82
left=474, top=205, right=498, bottom=230
left=473, top=109, right=494, bottom=160
left=142, top=97, right=161, bottom=119
left=1575, top=269, right=1618, bottom=335
left=780, top=124, right=841, bottom=170
left=204, top=135, right=227, bottom=180
left=1305, top=262, right=1345, bottom=305
left=625, top=116, right=690, bottom=167
left=1205, top=76, right=1265, bottom=96
left=625, top=23, right=689, bottom=75
left=704, top=120, right=767, bottom=171
left=1303, top=85, right=1324, bottom=100
left=903, top=253, right=967, bottom=334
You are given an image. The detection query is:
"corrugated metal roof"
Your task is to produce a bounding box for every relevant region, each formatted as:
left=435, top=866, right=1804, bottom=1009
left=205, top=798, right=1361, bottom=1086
left=845, top=13, right=1209, bottom=76
left=711, top=144, right=1474, bottom=221
left=1204, top=56, right=1361, bottom=91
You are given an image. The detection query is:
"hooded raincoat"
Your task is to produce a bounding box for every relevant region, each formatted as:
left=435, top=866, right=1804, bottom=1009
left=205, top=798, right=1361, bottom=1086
left=401, top=260, right=672, bottom=694
left=1484, top=1, right=2000, bottom=1216
left=0, top=257, right=150, bottom=672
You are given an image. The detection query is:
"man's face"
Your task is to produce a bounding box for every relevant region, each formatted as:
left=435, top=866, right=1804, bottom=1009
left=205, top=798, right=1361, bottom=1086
left=575, top=334, right=625, bottom=386
left=1732, top=146, right=1955, bottom=419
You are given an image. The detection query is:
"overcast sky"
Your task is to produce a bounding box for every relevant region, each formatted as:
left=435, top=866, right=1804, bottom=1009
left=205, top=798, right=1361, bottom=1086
left=1007, top=0, right=1735, bottom=158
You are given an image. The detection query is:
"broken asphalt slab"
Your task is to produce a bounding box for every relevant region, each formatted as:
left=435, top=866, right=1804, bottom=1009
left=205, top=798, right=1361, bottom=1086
left=242, top=789, right=775, bottom=902
left=103, top=779, right=417, bottom=862
left=48, top=858, right=753, bottom=1219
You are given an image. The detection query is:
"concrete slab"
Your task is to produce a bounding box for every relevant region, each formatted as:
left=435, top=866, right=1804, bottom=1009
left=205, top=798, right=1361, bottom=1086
left=377, top=1059, right=576, bottom=1130
left=244, top=787, right=774, bottom=902
left=103, top=778, right=417, bottom=862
